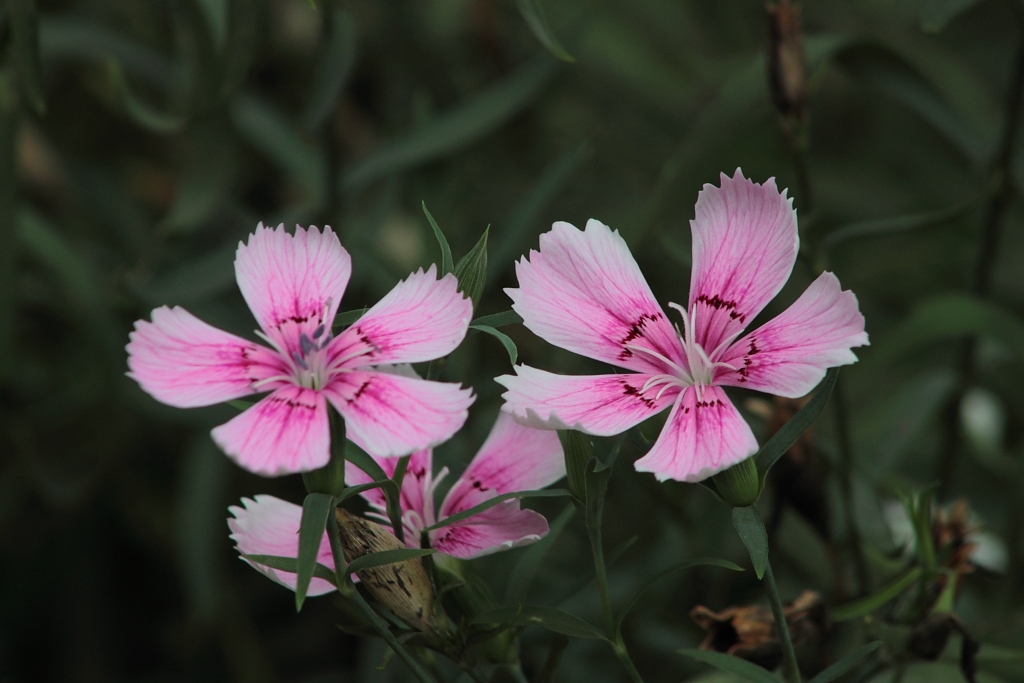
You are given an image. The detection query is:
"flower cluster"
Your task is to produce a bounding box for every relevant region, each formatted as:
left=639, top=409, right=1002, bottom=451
left=126, top=170, right=867, bottom=596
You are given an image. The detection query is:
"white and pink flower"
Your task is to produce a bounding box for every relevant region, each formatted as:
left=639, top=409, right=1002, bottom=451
left=497, top=170, right=869, bottom=483
left=127, top=224, right=475, bottom=476
left=227, top=412, right=565, bottom=593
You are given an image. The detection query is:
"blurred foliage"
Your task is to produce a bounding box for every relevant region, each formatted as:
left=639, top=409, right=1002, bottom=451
left=2, top=0, right=1024, bottom=681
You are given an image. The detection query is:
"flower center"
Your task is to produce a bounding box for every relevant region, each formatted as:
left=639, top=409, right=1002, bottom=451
left=624, top=303, right=741, bottom=401
left=290, top=324, right=332, bottom=389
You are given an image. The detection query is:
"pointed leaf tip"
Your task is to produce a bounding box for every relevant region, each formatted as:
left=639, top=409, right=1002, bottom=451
left=454, top=227, right=489, bottom=308
left=422, top=202, right=454, bottom=275
left=731, top=506, right=768, bottom=580
left=295, top=493, right=335, bottom=611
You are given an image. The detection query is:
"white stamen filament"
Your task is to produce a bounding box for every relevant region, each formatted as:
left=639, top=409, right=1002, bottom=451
left=621, top=302, right=745, bottom=403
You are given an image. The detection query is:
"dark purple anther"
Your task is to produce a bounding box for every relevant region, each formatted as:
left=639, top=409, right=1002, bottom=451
left=291, top=350, right=310, bottom=370
left=312, top=324, right=325, bottom=339
left=299, top=333, right=316, bottom=355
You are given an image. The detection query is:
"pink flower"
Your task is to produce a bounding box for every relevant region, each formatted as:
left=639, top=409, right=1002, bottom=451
left=497, top=170, right=868, bottom=483
left=346, top=411, right=565, bottom=558
left=127, top=224, right=475, bottom=476
left=227, top=412, right=565, bottom=592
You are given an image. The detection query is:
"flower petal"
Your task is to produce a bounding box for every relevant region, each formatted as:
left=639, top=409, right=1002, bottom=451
left=235, top=224, right=351, bottom=357
left=326, top=371, right=473, bottom=458
left=330, top=266, right=471, bottom=367
left=227, top=495, right=335, bottom=596
left=496, top=365, right=678, bottom=435
left=688, top=170, right=799, bottom=354
left=211, top=385, right=330, bottom=476
left=633, top=386, right=758, bottom=483
left=126, top=305, right=287, bottom=407
left=717, top=271, right=869, bottom=397
left=508, top=219, right=684, bottom=374
left=440, top=412, right=564, bottom=519
left=346, top=448, right=435, bottom=522
left=432, top=504, right=549, bottom=559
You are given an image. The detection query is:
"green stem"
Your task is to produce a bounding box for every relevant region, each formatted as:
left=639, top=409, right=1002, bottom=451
left=832, top=378, right=870, bottom=598
left=325, top=511, right=438, bottom=683
left=587, top=521, right=645, bottom=683
left=939, top=8, right=1024, bottom=495
left=763, top=560, right=801, bottom=683
left=587, top=524, right=615, bottom=636
left=612, top=642, right=646, bottom=683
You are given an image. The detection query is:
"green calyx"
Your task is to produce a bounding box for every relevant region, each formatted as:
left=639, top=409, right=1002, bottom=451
left=711, top=457, right=762, bottom=508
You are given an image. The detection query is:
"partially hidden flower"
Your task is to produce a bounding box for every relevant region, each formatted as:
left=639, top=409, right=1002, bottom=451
left=227, top=411, right=565, bottom=595
left=497, top=170, right=868, bottom=482
left=347, top=410, right=566, bottom=558
left=127, top=224, right=475, bottom=476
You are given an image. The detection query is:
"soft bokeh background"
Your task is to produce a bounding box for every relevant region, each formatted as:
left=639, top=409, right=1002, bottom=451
left=3, top=0, right=1024, bottom=681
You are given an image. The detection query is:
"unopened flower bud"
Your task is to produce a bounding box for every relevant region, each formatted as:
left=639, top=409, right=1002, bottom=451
left=712, top=457, right=762, bottom=508
left=335, top=509, right=438, bottom=633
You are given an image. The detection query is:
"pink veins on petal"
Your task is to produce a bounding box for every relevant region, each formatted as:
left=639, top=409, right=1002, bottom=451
left=498, top=169, right=869, bottom=483
left=126, top=223, right=475, bottom=476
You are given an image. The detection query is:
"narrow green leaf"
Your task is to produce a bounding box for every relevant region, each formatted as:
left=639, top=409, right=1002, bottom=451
left=296, top=493, right=336, bottom=611
left=558, top=430, right=592, bottom=504
left=494, top=142, right=589, bottom=267
left=731, top=506, right=768, bottom=580
left=9, top=0, right=47, bottom=115
left=472, top=605, right=607, bottom=640
left=678, top=649, right=781, bottom=683
left=515, top=0, right=575, bottom=63
left=172, top=0, right=219, bottom=111
left=471, top=310, right=523, bottom=328
left=333, top=308, right=367, bottom=330
left=342, top=58, right=557, bottom=190
left=422, top=202, right=454, bottom=275
left=158, top=125, right=236, bottom=234
left=755, top=367, right=839, bottom=479
left=453, top=227, right=489, bottom=308
left=16, top=209, right=119, bottom=354
left=835, top=43, right=983, bottom=163
left=217, top=0, right=261, bottom=100
left=39, top=21, right=167, bottom=84
left=303, top=7, right=357, bottom=131
left=424, top=489, right=570, bottom=531
left=337, top=481, right=386, bottom=502
left=616, top=558, right=744, bottom=633
left=226, top=399, right=255, bottom=411
left=132, top=239, right=236, bottom=304
left=345, top=548, right=435, bottom=575
left=106, top=59, right=188, bottom=133
left=232, top=94, right=326, bottom=204
left=832, top=567, right=924, bottom=621
left=469, top=324, right=517, bottom=365
left=242, top=553, right=338, bottom=585
left=821, top=194, right=983, bottom=253
left=195, top=0, right=228, bottom=49
left=808, top=642, right=883, bottom=683
left=869, top=295, right=1024, bottom=367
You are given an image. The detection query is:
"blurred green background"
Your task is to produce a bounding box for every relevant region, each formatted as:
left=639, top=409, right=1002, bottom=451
left=3, top=0, right=1024, bottom=680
